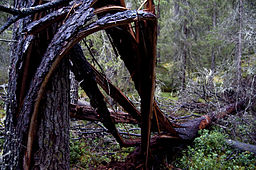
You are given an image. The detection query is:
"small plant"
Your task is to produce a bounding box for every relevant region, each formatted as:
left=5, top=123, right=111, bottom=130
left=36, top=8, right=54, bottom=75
left=175, top=129, right=256, bottom=169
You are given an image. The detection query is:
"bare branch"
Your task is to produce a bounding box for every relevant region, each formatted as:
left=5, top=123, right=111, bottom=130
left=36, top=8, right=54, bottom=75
left=0, top=0, right=71, bottom=15
left=0, top=15, right=20, bottom=34
left=0, top=38, right=17, bottom=42
left=0, top=5, right=20, bottom=15
left=0, top=0, right=72, bottom=34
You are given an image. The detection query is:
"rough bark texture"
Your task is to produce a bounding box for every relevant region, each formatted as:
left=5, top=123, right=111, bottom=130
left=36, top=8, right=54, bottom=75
left=32, top=59, right=70, bottom=170
left=3, top=0, right=243, bottom=169
left=225, top=139, right=256, bottom=154
left=3, top=0, right=71, bottom=169
left=70, top=102, right=138, bottom=124
left=69, top=44, right=131, bottom=146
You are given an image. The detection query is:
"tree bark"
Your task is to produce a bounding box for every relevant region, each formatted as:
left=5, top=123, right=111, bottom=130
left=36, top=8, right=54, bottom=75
left=211, top=0, right=217, bottom=73
left=2, top=0, right=70, bottom=169
left=225, top=139, right=256, bottom=154
left=237, top=0, right=243, bottom=84
left=32, top=58, right=70, bottom=170
left=70, top=71, right=78, bottom=104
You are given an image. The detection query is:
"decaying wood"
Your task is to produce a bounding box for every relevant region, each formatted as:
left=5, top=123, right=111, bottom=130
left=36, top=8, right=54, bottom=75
left=69, top=44, right=139, bottom=147
left=90, top=64, right=141, bottom=121
left=225, top=139, right=256, bottom=154
left=70, top=103, right=138, bottom=124
left=3, top=0, right=252, bottom=169
left=105, top=23, right=178, bottom=135
left=209, top=100, right=246, bottom=121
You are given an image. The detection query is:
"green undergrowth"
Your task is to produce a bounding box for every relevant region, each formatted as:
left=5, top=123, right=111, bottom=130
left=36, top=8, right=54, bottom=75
left=174, top=129, right=256, bottom=170
left=70, top=123, right=137, bottom=169
left=70, top=138, right=134, bottom=168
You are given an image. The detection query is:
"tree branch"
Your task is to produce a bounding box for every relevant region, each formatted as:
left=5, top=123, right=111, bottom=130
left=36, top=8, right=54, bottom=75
left=0, top=5, right=20, bottom=15
left=0, top=0, right=71, bottom=15
left=0, top=0, right=72, bottom=34
left=0, top=15, right=20, bottom=34
left=0, top=38, right=17, bottom=42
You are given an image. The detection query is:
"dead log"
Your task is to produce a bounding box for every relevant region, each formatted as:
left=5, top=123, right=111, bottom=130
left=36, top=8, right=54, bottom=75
left=209, top=100, right=246, bottom=121
left=102, top=100, right=248, bottom=168
left=70, top=103, right=138, bottom=124
left=225, top=139, right=256, bottom=154
left=174, top=100, right=246, bottom=141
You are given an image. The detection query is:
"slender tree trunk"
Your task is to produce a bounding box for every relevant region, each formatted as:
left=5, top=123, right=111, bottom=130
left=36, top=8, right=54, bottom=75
left=211, top=0, right=217, bottom=73
left=182, top=21, right=188, bottom=90
left=237, top=0, right=243, bottom=84
left=70, top=71, right=78, bottom=104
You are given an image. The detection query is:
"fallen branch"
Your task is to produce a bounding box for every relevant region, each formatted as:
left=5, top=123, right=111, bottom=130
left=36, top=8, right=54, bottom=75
left=70, top=103, right=138, bottom=124
left=0, top=38, right=17, bottom=42
left=225, top=139, right=256, bottom=154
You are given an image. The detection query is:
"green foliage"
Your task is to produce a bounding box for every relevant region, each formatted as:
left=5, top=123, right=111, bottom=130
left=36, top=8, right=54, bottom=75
left=69, top=123, right=136, bottom=168
left=175, top=129, right=256, bottom=169
left=70, top=137, right=135, bottom=168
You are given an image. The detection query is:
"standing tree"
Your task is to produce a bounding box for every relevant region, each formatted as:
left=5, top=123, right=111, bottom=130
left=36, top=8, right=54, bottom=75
left=0, top=0, right=161, bottom=169
left=2, top=0, right=71, bottom=169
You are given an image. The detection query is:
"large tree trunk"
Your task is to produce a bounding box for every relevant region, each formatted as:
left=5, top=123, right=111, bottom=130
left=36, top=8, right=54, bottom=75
left=32, top=59, right=70, bottom=169
left=2, top=0, right=70, bottom=169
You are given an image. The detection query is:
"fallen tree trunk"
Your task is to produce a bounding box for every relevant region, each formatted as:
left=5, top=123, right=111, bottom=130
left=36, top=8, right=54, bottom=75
left=70, top=102, right=138, bottom=124
left=225, top=139, right=256, bottom=154
left=69, top=98, right=247, bottom=142
left=100, top=100, right=249, bottom=168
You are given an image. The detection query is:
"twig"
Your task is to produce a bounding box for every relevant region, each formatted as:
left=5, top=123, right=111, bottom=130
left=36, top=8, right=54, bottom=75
left=0, top=38, right=17, bottom=42
left=138, top=0, right=147, bottom=10
left=119, top=132, right=141, bottom=137
left=174, top=114, right=201, bottom=120
left=83, top=39, right=105, bottom=74
left=106, top=32, right=119, bottom=59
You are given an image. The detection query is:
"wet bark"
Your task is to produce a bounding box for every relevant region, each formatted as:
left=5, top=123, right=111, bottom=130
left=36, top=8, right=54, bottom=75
left=69, top=44, right=128, bottom=146
left=70, top=102, right=138, bottom=124
left=32, top=59, right=70, bottom=170
left=2, top=0, right=71, bottom=169
left=225, top=139, right=256, bottom=154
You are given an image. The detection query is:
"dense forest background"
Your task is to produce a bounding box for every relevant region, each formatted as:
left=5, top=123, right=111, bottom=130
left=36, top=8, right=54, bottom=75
left=0, top=0, right=256, bottom=169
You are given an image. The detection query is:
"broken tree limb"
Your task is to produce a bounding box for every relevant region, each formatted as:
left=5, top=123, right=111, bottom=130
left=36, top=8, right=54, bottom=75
left=0, top=0, right=72, bottom=34
left=24, top=7, right=72, bottom=34
left=15, top=7, right=156, bottom=165
left=89, top=64, right=142, bottom=121
left=225, top=139, right=256, bottom=154
left=69, top=44, right=138, bottom=147
left=70, top=103, right=138, bottom=124
left=209, top=100, right=246, bottom=121
left=0, top=0, right=71, bottom=15
left=174, top=100, right=247, bottom=141
left=106, top=25, right=179, bottom=135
